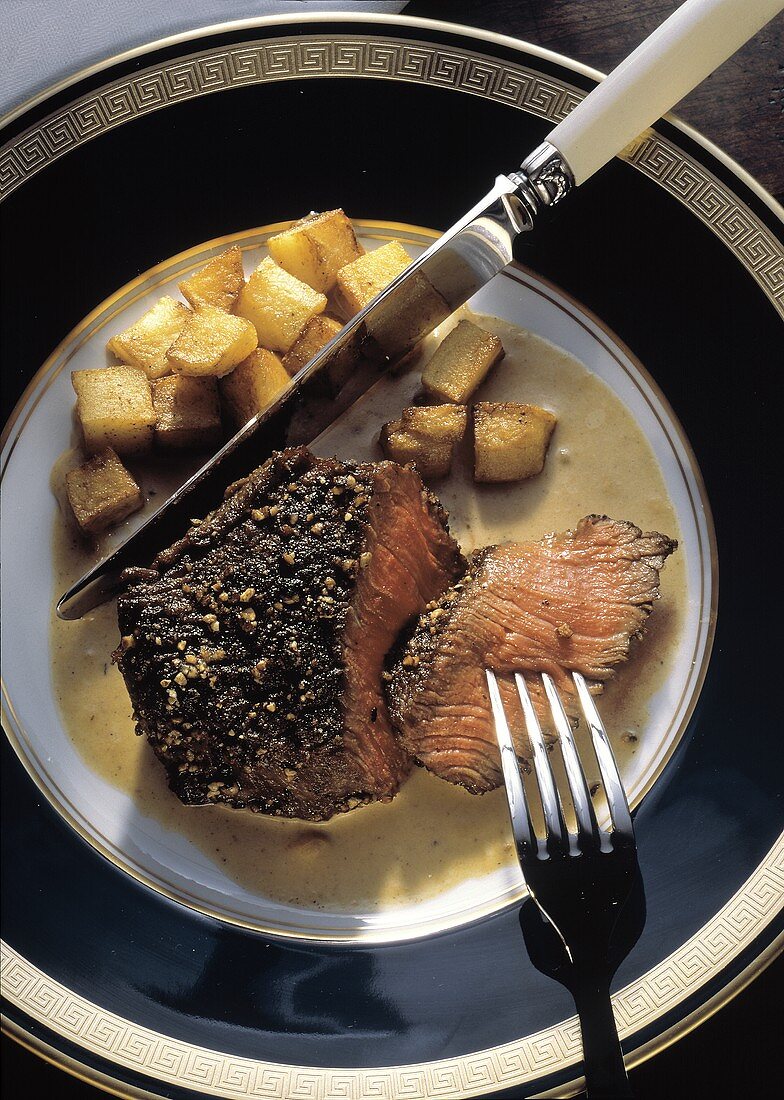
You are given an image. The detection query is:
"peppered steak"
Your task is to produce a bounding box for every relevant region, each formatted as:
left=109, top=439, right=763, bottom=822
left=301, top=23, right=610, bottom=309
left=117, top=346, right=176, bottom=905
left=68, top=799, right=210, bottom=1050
left=386, top=516, right=676, bottom=792
left=114, top=448, right=464, bottom=819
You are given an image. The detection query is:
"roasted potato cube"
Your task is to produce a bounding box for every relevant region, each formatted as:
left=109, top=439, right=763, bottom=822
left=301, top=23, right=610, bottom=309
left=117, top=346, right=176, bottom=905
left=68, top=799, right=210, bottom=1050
left=380, top=404, right=467, bottom=479
left=72, top=365, right=155, bottom=456
left=152, top=375, right=222, bottom=450
left=65, top=448, right=144, bottom=535
left=380, top=430, right=451, bottom=480
left=401, top=404, right=468, bottom=442
left=167, top=305, right=257, bottom=378
left=473, top=401, right=557, bottom=482
left=334, top=240, right=411, bottom=317
left=283, top=314, right=343, bottom=376
left=107, top=296, right=191, bottom=379
left=219, top=349, right=291, bottom=428
left=178, top=246, right=245, bottom=312
left=268, top=210, right=363, bottom=293
left=421, top=320, right=504, bottom=403
left=235, top=257, right=327, bottom=353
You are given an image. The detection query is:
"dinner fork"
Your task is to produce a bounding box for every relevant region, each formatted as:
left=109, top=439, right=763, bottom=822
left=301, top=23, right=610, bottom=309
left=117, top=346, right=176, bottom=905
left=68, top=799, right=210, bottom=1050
left=486, top=669, right=641, bottom=1099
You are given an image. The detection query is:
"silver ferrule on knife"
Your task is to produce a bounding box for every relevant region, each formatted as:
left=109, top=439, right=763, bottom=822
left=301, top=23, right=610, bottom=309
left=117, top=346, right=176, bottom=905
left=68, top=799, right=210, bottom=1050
left=511, top=142, right=575, bottom=216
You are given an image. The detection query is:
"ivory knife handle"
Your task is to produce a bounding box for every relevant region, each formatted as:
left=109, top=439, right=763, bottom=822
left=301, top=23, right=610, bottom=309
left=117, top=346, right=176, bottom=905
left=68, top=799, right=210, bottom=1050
left=545, top=0, right=783, bottom=186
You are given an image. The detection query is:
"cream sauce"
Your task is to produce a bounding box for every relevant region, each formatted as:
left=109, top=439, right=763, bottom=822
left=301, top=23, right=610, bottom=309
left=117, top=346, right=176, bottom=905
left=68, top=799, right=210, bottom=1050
left=50, top=317, right=686, bottom=913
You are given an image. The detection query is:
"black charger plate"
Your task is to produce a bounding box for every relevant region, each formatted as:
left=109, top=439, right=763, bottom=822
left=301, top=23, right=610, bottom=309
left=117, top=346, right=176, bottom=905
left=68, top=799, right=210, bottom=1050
left=1, top=14, right=782, bottom=1099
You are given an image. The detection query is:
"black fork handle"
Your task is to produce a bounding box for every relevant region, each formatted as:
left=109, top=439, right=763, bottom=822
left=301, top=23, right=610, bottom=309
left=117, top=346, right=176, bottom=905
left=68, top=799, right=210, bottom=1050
left=571, top=972, right=632, bottom=1098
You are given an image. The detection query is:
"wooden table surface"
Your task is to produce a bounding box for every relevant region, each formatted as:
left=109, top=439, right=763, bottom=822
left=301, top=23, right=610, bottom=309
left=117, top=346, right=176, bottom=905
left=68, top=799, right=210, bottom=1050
left=406, top=0, right=784, bottom=203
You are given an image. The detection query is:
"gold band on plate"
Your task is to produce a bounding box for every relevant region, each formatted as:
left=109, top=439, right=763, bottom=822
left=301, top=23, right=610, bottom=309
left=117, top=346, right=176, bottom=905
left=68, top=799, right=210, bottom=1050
left=2, top=834, right=782, bottom=1099
left=1, top=222, right=718, bottom=943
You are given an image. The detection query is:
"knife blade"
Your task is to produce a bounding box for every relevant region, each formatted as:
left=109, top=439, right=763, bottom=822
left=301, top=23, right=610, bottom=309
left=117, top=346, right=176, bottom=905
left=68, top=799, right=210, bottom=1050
left=57, top=0, right=781, bottom=619
left=57, top=175, right=535, bottom=619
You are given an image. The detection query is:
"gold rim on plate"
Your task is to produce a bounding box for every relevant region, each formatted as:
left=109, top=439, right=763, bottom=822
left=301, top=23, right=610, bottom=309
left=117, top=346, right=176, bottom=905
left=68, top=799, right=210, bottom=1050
left=1, top=220, right=718, bottom=943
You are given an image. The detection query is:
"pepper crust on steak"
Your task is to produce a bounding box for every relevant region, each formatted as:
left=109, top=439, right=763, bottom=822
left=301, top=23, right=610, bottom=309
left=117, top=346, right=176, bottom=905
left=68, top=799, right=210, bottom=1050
left=114, top=448, right=464, bottom=820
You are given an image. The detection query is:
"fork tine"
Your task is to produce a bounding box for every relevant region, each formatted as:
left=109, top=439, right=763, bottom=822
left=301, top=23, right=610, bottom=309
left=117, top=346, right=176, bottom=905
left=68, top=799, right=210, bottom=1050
left=573, top=672, right=634, bottom=841
left=486, top=670, right=536, bottom=857
left=514, top=673, right=565, bottom=848
left=541, top=672, right=599, bottom=845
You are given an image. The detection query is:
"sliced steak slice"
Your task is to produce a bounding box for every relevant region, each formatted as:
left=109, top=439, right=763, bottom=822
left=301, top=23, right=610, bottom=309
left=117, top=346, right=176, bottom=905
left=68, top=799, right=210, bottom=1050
left=387, top=516, right=676, bottom=793
left=115, top=448, right=464, bottom=820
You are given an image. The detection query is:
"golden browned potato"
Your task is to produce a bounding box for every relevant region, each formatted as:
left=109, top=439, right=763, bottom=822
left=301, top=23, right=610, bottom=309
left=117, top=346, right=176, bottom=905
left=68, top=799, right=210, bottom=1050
left=71, top=365, right=156, bottom=456
left=107, top=296, right=191, bottom=379
left=380, top=404, right=468, bottom=479
left=235, top=257, right=327, bottom=353
left=268, top=210, right=363, bottom=293
left=333, top=240, right=411, bottom=317
left=403, top=404, right=468, bottom=442
left=219, top=348, right=291, bottom=429
left=152, top=375, right=222, bottom=450
left=380, top=432, right=452, bottom=480
left=166, top=305, right=257, bottom=377
left=283, top=314, right=343, bottom=376
left=178, top=246, right=245, bottom=312
left=421, top=319, right=504, bottom=403
left=473, top=401, right=557, bottom=482
left=65, top=448, right=144, bottom=535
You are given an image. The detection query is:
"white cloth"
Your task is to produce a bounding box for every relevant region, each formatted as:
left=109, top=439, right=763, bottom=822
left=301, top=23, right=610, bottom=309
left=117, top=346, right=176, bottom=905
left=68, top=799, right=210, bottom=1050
left=1, top=1, right=407, bottom=115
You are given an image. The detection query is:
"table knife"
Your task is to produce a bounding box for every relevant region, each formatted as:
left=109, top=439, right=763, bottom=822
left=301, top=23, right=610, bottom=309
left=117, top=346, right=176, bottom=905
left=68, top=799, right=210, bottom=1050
left=58, top=0, right=781, bottom=619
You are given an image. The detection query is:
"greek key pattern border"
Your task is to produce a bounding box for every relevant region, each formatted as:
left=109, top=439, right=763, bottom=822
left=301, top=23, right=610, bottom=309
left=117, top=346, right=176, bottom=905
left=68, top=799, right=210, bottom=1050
left=3, top=834, right=782, bottom=1098
left=0, top=35, right=781, bottom=317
